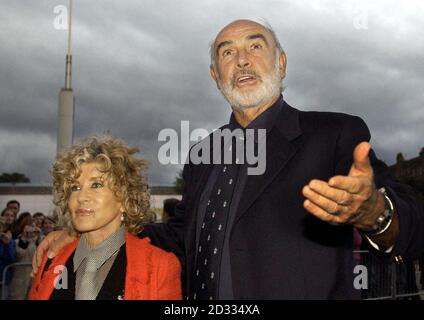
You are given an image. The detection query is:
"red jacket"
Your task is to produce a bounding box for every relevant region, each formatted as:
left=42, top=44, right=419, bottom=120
left=29, top=231, right=181, bottom=300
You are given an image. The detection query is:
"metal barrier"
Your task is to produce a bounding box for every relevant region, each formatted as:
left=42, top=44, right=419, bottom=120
left=1, top=255, right=423, bottom=300
left=357, top=250, right=424, bottom=300
left=1, top=262, right=32, bottom=300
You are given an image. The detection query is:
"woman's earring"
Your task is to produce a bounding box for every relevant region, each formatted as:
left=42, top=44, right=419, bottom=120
left=121, top=214, right=125, bottom=222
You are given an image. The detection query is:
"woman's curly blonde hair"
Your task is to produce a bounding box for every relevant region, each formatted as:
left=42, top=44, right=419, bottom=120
left=52, top=135, right=150, bottom=235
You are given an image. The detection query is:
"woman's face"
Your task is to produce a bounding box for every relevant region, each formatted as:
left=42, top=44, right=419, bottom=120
left=68, top=162, right=123, bottom=241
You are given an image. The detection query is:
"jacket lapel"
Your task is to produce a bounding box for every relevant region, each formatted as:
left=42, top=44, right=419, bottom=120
left=235, top=102, right=302, bottom=223
left=124, top=232, right=152, bottom=300
left=185, top=134, right=220, bottom=268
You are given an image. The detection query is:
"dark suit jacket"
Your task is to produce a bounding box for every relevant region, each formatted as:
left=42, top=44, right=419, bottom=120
left=176, top=100, right=424, bottom=299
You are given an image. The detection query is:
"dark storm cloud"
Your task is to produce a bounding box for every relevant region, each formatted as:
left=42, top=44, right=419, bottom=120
left=1, top=0, right=423, bottom=186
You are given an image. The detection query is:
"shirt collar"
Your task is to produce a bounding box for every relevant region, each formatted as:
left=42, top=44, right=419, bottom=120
left=228, top=94, right=284, bottom=141
left=73, top=224, right=126, bottom=272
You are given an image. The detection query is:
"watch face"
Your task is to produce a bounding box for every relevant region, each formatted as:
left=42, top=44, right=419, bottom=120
left=371, top=198, right=394, bottom=235
left=365, top=191, right=394, bottom=236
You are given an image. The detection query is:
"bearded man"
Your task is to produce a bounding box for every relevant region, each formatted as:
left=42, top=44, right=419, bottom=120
left=176, top=19, right=424, bottom=300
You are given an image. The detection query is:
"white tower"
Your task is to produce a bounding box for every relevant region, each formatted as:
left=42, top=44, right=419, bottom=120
left=57, top=0, right=74, bottom=156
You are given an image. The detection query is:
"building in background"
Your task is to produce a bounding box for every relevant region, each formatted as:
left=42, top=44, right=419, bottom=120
left=389, top=147, right=424, bottom=182
left=389, top=147, right=424, bottom=209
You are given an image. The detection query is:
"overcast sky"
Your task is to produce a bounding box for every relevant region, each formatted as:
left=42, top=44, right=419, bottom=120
left=1, top=0, right=423, bottom=186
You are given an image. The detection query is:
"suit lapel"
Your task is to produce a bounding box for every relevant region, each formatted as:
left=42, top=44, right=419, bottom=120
left=185, top=161, right=214, bottom=279
left=185, top=132, right=221, bottom=255
left=186, top=129, right=233, bottom=286
left=235, top=102, right=302, bottom=223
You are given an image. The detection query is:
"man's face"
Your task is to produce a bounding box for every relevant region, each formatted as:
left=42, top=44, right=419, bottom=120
left=7, top=203, right=19, bottom=217
left=34, top=215, right=45, bottom=228
left=211, top=20, right=286, bottom=110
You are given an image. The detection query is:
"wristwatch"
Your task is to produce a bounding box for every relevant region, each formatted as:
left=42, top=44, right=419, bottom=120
left=365, top=187, right=395, bottom=236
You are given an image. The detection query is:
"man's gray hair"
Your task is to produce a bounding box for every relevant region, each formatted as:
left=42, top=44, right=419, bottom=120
left=209, top=20, right=284, bottom=68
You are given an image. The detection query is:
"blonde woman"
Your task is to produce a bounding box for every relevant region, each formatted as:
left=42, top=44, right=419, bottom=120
left=29, top=136, right=181, bottom=300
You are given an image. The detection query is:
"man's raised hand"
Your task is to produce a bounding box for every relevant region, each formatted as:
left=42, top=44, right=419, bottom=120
left=302, top=141, right=384, bottom=230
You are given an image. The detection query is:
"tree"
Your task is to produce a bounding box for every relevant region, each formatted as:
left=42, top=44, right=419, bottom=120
left=0, top=172, right=30, bottom=184
left=174, top=169, right=185, bottom=195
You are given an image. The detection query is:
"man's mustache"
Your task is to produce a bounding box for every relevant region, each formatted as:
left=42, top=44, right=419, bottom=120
left=231, top=70, right=261, bottom=86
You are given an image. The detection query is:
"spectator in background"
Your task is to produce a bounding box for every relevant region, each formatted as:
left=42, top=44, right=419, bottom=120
left=162, top=198, right=180, bottom=223
left=0, top=212, right=17, bottom=289
left=41, top=217, right=56, bottom=237
left=33, top=212, right=45, bottom=229
left=1, top=208, right=16, bottom=231
left=144, top=210, right=158, bottom=224
left=8, top=216, right=40, bottom=299
left=6, top=200, right=21, bottom=239
left=6, top=200, right=20, bottom=219
left=12, top=212, right=31, bottom=239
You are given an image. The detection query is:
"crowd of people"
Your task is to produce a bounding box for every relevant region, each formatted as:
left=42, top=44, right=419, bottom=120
left=0, top=200, right=59, bottom=299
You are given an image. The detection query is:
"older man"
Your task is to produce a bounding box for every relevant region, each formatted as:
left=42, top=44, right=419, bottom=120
left=34, top=19, right=424, bottom=300
left=175, top=19, right=424, bottom=300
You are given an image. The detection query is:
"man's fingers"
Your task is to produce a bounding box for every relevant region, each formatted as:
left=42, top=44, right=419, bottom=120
left=307, top=180, right=352, bottom=205
left=31, top=251, right=39, bottom=276
left=328, top=176, right=364, bottom=194
left=350, top=142, right=373, bottom=176
left=303, top=199, right=341, bottom=224
left=303, top=143, right=377, bottom=227
left=31, top=230, right=67, bottom=275
left=32, top=237, right=48, bottom=275
left=303, top=185, right=348, bottom=215
left=49, top=231, right=75, bottom=257
left=38, top=236, right=53, bottom=262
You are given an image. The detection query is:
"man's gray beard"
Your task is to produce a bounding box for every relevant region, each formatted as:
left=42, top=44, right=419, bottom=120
left=218, top=58, right=282, bottom=111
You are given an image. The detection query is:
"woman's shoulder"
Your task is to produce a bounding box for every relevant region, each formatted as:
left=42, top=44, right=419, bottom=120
left=125, top=231, right=179, bottom=263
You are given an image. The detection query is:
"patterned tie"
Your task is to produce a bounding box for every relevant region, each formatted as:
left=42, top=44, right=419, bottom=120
left=76, top=257, right=98, bottom=300
left=192, top=139, right=241, bottom=300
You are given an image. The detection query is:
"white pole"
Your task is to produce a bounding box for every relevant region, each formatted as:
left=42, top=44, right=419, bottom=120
left=67, top=0, right=72, bottom=56
left=57, top=0, right=75, bottom=155
left=65, top=0, right=73, bottom=89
